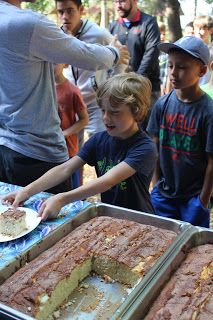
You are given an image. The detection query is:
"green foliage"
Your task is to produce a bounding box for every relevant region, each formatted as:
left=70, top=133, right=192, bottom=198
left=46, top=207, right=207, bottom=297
left=24, top=0, right=92, bottom=14
left=82, top=0, right=89, bottom=6
left=23, top=0, right=213, bottom=18
left=24, top=0, right=54, bottom=14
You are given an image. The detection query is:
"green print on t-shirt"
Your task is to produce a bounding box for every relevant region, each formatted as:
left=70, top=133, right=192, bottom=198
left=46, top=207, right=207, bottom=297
left=160, top=128, right=201, bottom=153
left=97, top=158, right=127, bottom=190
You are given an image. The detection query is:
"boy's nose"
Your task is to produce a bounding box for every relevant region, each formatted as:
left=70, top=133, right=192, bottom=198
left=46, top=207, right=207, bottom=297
left=62, top=12, right=69, bottom=19
left=170, top=67, right=177, bottom=76
left=102, top=111, right=110, bottom=120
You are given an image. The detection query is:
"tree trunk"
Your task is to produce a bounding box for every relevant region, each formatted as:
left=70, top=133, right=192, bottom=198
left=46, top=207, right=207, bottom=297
left=166, top=0, right=182, bottom=42
left=100, top=0, right=108, bottom=28
left=194, top=0, right=197, bottom=18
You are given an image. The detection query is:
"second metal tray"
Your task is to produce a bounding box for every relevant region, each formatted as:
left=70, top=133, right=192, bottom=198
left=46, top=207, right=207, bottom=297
left=116, top=227, right=213, bottom=320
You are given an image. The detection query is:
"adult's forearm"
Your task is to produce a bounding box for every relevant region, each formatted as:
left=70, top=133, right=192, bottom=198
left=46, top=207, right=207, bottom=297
left=32, top=17, right=120, bottom=71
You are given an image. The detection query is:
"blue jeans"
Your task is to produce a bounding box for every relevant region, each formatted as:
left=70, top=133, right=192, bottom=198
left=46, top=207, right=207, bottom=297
left=151, top=186, right=210, bottom=227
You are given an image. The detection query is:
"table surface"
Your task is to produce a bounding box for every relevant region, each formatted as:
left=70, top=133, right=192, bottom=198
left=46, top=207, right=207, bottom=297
left=0, top=182, right=90, bottom=269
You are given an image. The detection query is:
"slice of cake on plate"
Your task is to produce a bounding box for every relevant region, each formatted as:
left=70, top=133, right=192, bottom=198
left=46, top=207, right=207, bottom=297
left=0, top=208, right=27, bottom=237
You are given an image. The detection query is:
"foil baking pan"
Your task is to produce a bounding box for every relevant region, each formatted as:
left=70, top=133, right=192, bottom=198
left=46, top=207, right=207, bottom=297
left=0, top=202, right=192, bottom=320
left=115, top=227, right=213, bottom=320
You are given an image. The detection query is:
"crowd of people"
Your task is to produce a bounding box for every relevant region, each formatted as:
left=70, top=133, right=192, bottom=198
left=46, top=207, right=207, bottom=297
left=0, top=0, right=213, bottom=228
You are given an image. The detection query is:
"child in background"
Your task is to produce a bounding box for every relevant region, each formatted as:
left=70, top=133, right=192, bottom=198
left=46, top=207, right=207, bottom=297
left=201, top=43, right=213, bottom=98
left=3, top=73, right=157, bottom=220
left=184, top=21, right=194, bottom=36
left=147, top=36, right=213, bottom=227
left=54, top=63, right=88, bottom=188
left=193, top=15, right=213, bottom=85
left=201, top=44, right=213, bottom=210
left=193, top=15, right=213, bottom=45
left=158, top=21, right=166, bottom=43
left=158, top=22, right=169, bottom=96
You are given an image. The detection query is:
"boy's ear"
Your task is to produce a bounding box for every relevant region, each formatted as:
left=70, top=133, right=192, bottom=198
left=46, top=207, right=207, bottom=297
left=133, top=107, right=141, bottom=122
left=199, top=64, right=208, bottom=78
left=210, top=61, right=213, bottom=71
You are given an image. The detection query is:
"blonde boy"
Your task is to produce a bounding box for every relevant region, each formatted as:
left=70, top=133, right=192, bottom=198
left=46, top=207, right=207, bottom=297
left=3, top=73, right=157, bottom=220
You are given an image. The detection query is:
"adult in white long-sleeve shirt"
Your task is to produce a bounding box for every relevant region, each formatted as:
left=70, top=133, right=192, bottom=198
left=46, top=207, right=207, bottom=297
left=56, top=0, right=127, bottom=148
left=0, top=0, right=128, bottom=193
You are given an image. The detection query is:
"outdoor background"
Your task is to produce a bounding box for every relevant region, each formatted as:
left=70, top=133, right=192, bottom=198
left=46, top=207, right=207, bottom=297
left=23, top=0, right=213, bottom=227
left=24, top=0, right=213, bottom=42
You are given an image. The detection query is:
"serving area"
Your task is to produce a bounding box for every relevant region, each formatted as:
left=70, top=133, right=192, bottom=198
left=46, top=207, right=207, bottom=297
left=0, top=181, right=212, bottom=320
left=0, top=181, right=90, bottom=282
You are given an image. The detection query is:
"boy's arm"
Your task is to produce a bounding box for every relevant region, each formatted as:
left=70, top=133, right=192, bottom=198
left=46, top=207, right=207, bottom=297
left=2, top=156, right=85, bottom=207
left=150, top=136, right=160, bottom=188
left=63, top=108, right=89, bottom=137
left=199, top=153, right=213, bottom=208
left=38, top=161, right=136, bottom=220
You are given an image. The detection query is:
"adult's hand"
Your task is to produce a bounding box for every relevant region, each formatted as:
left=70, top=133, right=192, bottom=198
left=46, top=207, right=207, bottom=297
left=110, top=35, right=130, bottom=65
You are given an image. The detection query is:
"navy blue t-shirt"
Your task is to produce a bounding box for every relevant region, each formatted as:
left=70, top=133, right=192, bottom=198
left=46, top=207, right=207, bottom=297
left=78, top=130, right=157, bottom=213
left=147, top=90, right=213, bottom=199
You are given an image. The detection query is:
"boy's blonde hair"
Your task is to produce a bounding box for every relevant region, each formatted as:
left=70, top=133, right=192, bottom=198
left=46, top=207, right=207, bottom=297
left=96, top=72, right=152, bottom=122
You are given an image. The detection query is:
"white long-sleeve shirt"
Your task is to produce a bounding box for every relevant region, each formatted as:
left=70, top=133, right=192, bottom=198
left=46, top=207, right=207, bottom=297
left=0, top=2, right=119, bottom=162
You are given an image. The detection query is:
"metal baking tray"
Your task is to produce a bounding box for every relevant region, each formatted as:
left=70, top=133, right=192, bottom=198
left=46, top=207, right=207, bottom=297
left=116, top=227, right=213, bottom=320
left=0, top=202, right=192, bottom=320
left=0, top=203, right=94, bottom=285
left=0, top=303, right=34, bottom=320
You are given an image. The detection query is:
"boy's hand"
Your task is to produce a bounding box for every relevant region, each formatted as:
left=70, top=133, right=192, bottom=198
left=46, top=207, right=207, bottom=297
left=199, top=195, right=209, bottom=209
left=37, top=194, right=64, bottom=221
left=110, top=35, right=130, bottom=65
left=1, top=189, right=29, bottom=208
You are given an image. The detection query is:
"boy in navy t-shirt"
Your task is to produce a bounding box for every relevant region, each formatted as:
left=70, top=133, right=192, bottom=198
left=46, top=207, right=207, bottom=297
left=3, top=73, right=157, bottom=220
left=147, top=36, right=213, bottom=227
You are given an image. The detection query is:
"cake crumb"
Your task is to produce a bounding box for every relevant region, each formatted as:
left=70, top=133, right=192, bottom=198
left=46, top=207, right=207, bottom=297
left=102, top=274, right=115, bottom=283
left=64, top=301, right=73, bottom=307
left=52, top=310, right=60, bottom=319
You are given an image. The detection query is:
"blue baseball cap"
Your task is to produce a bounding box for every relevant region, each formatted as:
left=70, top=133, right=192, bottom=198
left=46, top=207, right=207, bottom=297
left=158, top=36, right=210, bottom=65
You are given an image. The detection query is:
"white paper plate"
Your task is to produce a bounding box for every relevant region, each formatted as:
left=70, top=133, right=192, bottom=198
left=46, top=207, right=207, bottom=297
left=0, top=206, right=41, bottom=242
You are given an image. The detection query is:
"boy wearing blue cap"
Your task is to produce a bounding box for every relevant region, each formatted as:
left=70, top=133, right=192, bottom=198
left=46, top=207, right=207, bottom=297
left=147, top=36, right=213, bottom=227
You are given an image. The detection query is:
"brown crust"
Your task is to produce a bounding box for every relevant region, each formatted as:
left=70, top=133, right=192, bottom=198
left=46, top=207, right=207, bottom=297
left=0, top=216, right=176, bottom=317
left=0, top=208, right=26, bottom=220
left=145, top=244, right=213, bottom=320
